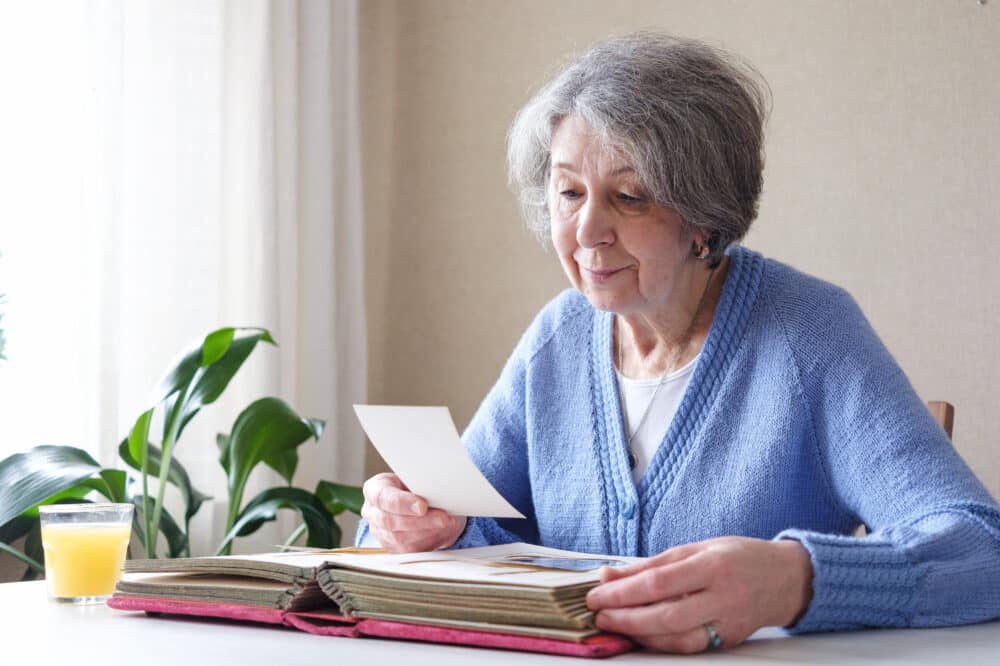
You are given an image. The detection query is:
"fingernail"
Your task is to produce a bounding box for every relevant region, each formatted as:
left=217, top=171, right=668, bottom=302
left=436, top=517, right=447, bottom=528
left=410, top=501, right=422, bottom=515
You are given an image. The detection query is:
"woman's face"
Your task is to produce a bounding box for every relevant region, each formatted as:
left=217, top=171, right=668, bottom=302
left=548, top=116, right=700, bottom=317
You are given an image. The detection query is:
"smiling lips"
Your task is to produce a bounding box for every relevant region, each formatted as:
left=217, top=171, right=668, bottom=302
left=581, top=266, right=628, bottom=283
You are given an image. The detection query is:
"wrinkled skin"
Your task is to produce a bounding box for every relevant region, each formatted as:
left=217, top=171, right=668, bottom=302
left=360, top=473, right=466, bottom=552
left=586, top=537, right=813, bottom=653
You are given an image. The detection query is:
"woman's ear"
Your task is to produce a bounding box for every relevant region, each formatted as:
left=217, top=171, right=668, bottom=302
left=691, top=232, right=711, bottom=260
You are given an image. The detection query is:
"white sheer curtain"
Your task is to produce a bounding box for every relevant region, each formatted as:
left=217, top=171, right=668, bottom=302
left=0, top=0, right=366, bottom=554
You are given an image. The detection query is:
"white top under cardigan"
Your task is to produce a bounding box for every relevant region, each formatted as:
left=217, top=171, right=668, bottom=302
left=616, top=354, right=699, bottom=483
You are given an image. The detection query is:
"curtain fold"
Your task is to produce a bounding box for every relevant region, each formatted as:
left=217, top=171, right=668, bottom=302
left=116, top=0, right=367, bottom=553
left=0, top=0, right=365, bottom=555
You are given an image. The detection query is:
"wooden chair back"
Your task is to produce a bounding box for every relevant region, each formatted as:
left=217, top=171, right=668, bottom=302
left=927, top=400, right=955, bottom=440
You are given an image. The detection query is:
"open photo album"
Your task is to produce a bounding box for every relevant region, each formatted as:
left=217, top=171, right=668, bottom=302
left=110, top=542, right=643, bottom=658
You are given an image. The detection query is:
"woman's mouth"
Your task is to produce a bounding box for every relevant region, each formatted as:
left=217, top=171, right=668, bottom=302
left=581, top=266, right=626, bottom=284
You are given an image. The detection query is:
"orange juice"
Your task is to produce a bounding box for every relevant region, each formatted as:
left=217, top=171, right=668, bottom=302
left=41, top=523, right=131, bottom=598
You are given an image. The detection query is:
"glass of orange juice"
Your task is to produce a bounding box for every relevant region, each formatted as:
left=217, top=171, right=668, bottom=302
left=39, top=503, right=134, bottom=604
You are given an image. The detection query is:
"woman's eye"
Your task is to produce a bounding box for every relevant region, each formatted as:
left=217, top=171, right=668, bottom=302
left=560, top=189, right=582, bottom=200
left=618, top=192, right=643, bottom=203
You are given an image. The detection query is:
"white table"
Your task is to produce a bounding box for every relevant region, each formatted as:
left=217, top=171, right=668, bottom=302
left=4, top=581, right=999, bottom=665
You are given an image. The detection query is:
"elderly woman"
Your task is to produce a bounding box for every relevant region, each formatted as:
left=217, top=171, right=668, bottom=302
left=357, top=33, right=1000, bottom=652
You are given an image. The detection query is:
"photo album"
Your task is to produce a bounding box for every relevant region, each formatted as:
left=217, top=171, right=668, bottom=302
left=110, top=542, right=641, bottom=657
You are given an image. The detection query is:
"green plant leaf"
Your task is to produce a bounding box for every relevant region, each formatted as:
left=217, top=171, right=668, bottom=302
left=216, top=433, right=231, bottom=475
left=127, top=501, right=146, bottom=559
left=185, top=332, right=263, bottom=409
left=132, top=497, right=187, bottom=558
left=0, top=515, right=33, bottom=545
left=158, top=505, right=187, bottom=558
left=0, top=540, right=43, bottom=576
left=151, top=344, right=202, bottom=407
left=117, top=439, right=211, bottom=523
left=226, top=398, right=324, bottom=506
left=138, top=326, right=277, bottom=555
left=173, top=329, right=277, bottom=441
left=315, top=480, right=364, bottom=516
left=0, top=446, right=103, bottom=529
left=263, top=448, right=299, bottom=484
left=215, top=486, right=336, bottom=555
left=160, top=392, right=179, bottom=442
left=153, top=325, right=273, bottom=407
left=200, top=327, right=235, bottom=367
left=21, top=479, right=107, bottom=514
left=127, top=408, right=153, bottom=471
left=41, top=471, right=130, bottom=507
left=261, top=417, right=324, bottom=483
left=21, top=518, right=44, bottom=579
left=0, top=515, right=42, bottom=579
left=98, top=469, right=129, bottom=503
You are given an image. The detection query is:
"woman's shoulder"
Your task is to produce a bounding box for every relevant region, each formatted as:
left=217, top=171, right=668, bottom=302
left=751, top=250, right=865, bottom=329
left=515, top=288, right=596, bottom=361
left=738, top=248, right=877, bottom=367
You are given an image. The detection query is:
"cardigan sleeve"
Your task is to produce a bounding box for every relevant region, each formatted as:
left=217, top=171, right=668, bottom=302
left=772, top=284, right=1000, bottom=632
left=450, top=331, right=539, bottom=549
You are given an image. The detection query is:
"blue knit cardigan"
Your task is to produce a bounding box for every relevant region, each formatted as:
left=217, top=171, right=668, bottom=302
left=357, top=246, right=1000, bottom=633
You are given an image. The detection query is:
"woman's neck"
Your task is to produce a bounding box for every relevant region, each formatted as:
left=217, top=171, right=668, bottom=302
left=617, top=257, right=729, bottom=380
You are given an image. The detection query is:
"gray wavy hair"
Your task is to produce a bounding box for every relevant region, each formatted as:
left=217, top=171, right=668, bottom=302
left=507, top=32, right=771, bottom=267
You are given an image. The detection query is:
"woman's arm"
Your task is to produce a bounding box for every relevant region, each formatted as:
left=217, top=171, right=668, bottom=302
left=775, top=286, right=1000, bottom=632
left=449, top=333, right=538, bottom=548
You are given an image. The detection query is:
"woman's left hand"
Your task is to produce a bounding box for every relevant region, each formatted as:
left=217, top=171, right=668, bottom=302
left=585, top=537, right=813, bottom=653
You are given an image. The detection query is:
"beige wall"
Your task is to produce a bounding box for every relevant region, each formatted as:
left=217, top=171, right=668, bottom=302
left=360, top=0, right=1000, bottom=500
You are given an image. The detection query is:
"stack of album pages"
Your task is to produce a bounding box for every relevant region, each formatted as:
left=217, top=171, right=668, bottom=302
left=111, top=542, right=643, bottom=657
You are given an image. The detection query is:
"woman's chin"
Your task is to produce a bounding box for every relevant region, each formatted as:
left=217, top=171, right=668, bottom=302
left=579, top=288, right=632, bottom=314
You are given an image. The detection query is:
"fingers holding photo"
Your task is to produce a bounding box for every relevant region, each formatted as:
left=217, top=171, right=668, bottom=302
left=361, top=472, right=466, bottom=552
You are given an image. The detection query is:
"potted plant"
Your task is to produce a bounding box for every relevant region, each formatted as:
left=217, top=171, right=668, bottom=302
left=0, top=326, right=362, bottom=578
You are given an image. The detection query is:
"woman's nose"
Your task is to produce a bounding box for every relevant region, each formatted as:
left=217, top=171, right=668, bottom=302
left=576, top=199, right=615, bottom=248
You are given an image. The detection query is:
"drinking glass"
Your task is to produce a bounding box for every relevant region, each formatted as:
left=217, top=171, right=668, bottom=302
left=39, top=503, right=134, bottom=604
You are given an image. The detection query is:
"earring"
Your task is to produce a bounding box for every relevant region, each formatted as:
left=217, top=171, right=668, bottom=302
left=693, top=241, right=710, bottom=260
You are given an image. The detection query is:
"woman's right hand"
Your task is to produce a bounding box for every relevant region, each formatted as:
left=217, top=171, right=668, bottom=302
left=361, top=472, right=466, bottom=553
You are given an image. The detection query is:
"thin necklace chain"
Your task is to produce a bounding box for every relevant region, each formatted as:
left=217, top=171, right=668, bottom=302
left=617, top=264, right=718, bottom=451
